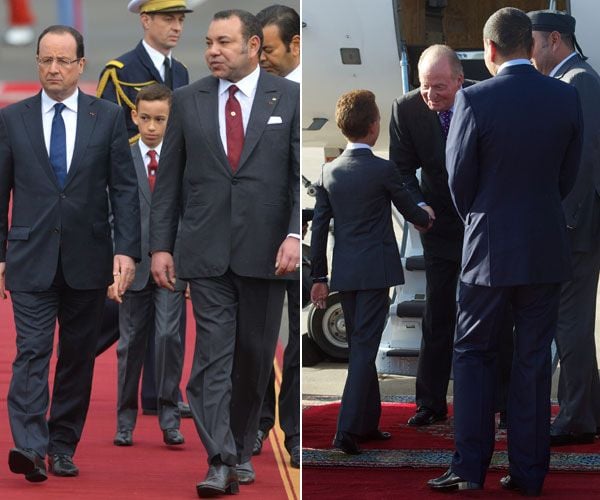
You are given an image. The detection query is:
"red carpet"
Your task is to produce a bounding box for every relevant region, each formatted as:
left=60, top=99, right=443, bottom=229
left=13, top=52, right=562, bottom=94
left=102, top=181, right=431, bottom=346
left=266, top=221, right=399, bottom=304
left=0, top=296, right=296, bottom=499
left=303, top=402, right=600, bottom=498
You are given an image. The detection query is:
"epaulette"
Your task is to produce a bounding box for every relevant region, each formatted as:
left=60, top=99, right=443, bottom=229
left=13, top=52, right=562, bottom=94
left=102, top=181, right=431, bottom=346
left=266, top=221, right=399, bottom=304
left=105, top=59, right=125, bottom=69
left=97, top=65, right=157, bottom=111
left=129, top=133, right=141, bottom=145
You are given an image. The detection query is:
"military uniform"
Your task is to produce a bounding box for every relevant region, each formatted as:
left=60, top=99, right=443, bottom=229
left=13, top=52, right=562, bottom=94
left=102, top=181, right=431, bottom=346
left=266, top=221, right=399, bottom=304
left=97, top=41, right=189, bottom=142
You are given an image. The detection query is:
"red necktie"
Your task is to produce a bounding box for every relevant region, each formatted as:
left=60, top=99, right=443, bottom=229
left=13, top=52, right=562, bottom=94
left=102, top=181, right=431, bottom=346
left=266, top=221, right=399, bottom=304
left=147, top=149, right=158, bottom=192
left=226, top=85, right=244, bottom=172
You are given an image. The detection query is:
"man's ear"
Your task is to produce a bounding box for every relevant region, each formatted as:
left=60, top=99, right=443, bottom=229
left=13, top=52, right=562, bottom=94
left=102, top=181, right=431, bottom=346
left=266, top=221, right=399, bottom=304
left=131, top=109, right=139, bottom=126
left=290, top=34, right=300, bottom=58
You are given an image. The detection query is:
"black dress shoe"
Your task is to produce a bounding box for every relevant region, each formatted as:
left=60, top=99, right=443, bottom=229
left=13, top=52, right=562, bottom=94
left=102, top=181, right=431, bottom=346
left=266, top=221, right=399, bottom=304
left=178, top=402, right=193, bottom=419
left=427, top=468, right=482, bottom=490
left=332, top=432, right=361, bottom=455
left=48, top=454, right=79, bottom=477
left=236, top=461, right=255, bottom=485
left=252, top=429, right=269, bottom=456
left=113, top=429, right=133, bottom=446
left=8, top=448, right=47, bottom=482
left=408, top=407, right=447, bottom=426
left=290, top=445, right=300, bottom=468
left=357, top=429, right=392, bottom=442
left=550, top=432, right=595, bottom=446
left=196, top=464, right=239, bottom=497
left=500, top=475, right=542, bottom=496
left=163, top=428, right=185, bottom=445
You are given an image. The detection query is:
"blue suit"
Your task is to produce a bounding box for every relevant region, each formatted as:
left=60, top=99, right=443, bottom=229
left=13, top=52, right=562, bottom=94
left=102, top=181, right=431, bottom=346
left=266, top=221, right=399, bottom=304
left=311, top=148, right=430, bottom=437
left=97, top=41, right=189, bottom=140
left=446, top=63, right=582, bottom=491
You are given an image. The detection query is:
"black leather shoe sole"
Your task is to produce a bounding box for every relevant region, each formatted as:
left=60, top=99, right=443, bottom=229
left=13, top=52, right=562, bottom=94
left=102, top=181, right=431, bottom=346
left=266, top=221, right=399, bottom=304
left=428, top=469, right=482, bottom=491
left=8, top=449, right=47, bottom=483
left=196, top=481, right=240, bottom=497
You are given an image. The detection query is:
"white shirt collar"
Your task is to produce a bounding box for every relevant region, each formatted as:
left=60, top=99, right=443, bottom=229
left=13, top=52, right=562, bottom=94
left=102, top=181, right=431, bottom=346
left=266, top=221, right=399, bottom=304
left=41, top=88, right=79, bottom=114
left=142, top=39, right=172, bottom=72
left=138, top=139, right=163, bottom=159
left=218, top=65, right=260, bottom=99
left=497, top=58, right=532, bottom=74
left=285, top=64, right=301, bottom=83
left=549, top=52, right=578, bottom=78
left=346, top=142, right=372, bottom=151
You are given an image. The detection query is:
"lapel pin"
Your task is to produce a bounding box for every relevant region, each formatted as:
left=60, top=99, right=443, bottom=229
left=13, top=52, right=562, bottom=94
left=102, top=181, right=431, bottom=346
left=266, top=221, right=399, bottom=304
left=89, top=112, right=96, bottom=117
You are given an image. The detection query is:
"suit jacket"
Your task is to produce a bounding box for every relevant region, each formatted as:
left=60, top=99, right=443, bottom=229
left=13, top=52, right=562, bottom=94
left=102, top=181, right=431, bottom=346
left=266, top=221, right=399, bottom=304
left=0, top=91, right=141, bottom=291
left=310, top=148, right=431, bottom=291
left=553, top=54, right=600, bottom=252
left=129, top=143, right=185, bottom=292
left=98, top=41, right=189, bottom=139
left=149, top=69, right=300, bottom=280
left=389, top=81, right=475, bottom=261
left=446, top=64, right=582, bottom=287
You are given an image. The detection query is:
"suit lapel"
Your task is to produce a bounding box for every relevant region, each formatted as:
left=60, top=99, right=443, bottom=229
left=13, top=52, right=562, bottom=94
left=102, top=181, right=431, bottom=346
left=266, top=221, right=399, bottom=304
left=66, top=91, right=97, bottom=187
left=553, top=54, right=582, bottom=80
left=238, top=71, right=280, bottom=172
left=131, top=143, right=151, bottom=205
left=137, top=41, right=163, bottom=85
left=21, top=93, right=60, bottom=187
left=194, top=78, right=231, bottom=173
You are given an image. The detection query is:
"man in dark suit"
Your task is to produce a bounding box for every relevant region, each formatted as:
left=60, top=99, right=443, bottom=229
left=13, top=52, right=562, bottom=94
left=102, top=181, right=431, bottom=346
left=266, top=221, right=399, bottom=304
left=112, top=84, right=187, bottom=448
left=96, top=0, right=192, bottom=419
left=0, top=25, right=140, bottom=481
left=390, top=45, right=513, bottom=427
left=528, top=9, right=600, bottom=447
left=97, top=0, right=192, bottom=142
left=150, top=9, right=299, bottom=497
left=428, top=8, right=582, bottom=495
left=311, top=90, right=432, bottom=455
left=252, top=4, right=301, bottom=469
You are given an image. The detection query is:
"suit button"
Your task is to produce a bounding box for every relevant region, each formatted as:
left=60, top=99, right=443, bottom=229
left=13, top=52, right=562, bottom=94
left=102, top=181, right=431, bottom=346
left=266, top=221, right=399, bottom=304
left=231, top=179, right=238, bottom=185
left=60, top=193, right=66, bottom=199
left=53, top=228, right=60, bottom=233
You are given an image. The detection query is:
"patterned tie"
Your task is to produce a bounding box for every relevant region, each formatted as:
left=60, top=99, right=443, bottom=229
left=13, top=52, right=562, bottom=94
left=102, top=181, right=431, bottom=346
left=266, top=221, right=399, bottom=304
left=163, top=56, right=173, bottom=89
left=147, top=149, right=158, bottom=192
left=439, top=109, right=453, bottom=138
left=226, top=85, right=244, bottom=172
left=49, top=102, right=67, bottom=188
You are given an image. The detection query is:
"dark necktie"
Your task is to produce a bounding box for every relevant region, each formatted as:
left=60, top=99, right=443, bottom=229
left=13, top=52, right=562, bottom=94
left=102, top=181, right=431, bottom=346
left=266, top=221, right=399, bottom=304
left=147, top=149, right=158, bottom=192
left=439, top=109, right=453, bottom=138
left=226, top=85, right=244, bottom=172
left=163, top=56, right=173, bottom=89
left=50, top=102, right=67, bottom=188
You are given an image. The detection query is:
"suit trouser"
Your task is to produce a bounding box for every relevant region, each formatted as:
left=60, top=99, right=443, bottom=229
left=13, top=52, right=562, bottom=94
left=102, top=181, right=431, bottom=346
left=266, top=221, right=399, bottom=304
left=337, top=288, right=389, bottom=436
left=553, top=246, right=600, bottom=434
left=116, top=280, right=184, bottom=431
left=451, top=282, right=560, bottom=489
left=187, top=271, right=286, bottom=466
left=8, top=267, right=105, bottom=458
left=258, top=279, right=300, bottom=451
left=416, top=251, right=461, bottom=415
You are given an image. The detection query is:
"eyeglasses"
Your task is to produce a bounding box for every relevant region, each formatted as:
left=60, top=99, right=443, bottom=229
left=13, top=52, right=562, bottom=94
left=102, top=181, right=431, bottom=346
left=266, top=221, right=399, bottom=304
left=36, top=57, right=82, bottom=68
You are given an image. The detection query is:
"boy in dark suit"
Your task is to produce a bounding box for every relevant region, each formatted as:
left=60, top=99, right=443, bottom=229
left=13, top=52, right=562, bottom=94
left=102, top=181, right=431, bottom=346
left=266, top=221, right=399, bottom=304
left=310, top=89, right=432, bottom=455
left=110, top=84, right=187, bottom=449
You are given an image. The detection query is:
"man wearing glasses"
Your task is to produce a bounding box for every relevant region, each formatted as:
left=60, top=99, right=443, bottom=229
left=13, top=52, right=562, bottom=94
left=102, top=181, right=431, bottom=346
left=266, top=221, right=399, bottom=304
left=0, top=25, right=140, bottom=482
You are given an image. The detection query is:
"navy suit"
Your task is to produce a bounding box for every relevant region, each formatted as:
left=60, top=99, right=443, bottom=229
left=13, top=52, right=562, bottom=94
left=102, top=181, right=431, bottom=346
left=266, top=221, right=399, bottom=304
left=446, top=63, right=582, bottom=490
left=97, top=41, right=189, bottom=140
left=0, top=91, right=140, bottom=458
left=311, top=147, right=430, bottom=437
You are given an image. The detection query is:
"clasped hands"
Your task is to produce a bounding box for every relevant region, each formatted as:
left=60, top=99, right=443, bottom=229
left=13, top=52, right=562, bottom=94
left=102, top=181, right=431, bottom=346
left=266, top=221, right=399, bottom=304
left=414, top=204, right=435, bottom=233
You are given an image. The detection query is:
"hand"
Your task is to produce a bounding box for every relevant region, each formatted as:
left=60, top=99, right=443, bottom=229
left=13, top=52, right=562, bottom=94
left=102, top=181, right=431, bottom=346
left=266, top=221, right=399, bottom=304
left=151, top=251, right=176, bottom=291
left=421, top=204, right=436, bottom=220
left=414, top=204, right=435, bottom=233
left=311, top=282, right=329, bottom=309
left=106, top=282, right=122, bottom=303
left=185, top=283, right=191, bottom=300
left=113, top=255, right=136, bottom=296
left=275, top=236, right=300, bottom=276
left=0, top=262, right=6, bottom=299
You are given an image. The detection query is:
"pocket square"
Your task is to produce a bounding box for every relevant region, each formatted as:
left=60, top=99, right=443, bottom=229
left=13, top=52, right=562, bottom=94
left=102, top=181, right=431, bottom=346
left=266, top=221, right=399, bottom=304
left=267, top=116, right=283, bottom=125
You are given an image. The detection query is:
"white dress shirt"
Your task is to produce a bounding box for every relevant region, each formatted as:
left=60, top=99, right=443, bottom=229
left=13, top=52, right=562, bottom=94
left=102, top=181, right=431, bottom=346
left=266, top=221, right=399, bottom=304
left=549, top=52, right=577, bottom=78
left=285, top=64, right=301, bottom=83
left=142, top=39, right=172, bottom=81
left=218, top=65, right=260, bottom=154
left=137, top=139, right=163, bottom=175
left=497, top=58, right=532, bottom=75
left=346, top=142, right=372, bottom=151
left=41, top=89, right=78, bottom=172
